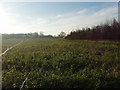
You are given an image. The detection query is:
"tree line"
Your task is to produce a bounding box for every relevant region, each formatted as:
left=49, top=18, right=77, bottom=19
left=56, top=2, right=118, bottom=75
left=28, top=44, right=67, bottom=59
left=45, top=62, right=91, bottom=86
left=2, top=32, right=67, bottom=39
left=2, top=32, right=54, bottom=39
left=65, top=19, right=120, bottom=41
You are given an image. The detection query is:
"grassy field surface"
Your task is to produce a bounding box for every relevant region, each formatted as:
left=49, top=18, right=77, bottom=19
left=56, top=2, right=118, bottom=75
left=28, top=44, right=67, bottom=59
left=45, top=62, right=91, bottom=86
left=2, top=38, right=120, bottom=88
left=2, top=38, right=25, bottom=52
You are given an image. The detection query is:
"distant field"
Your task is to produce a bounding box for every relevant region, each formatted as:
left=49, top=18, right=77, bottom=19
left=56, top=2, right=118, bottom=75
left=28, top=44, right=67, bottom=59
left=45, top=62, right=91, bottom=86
left=2, top=38, right=120, bottom=88
left=2, top=38, right=25, bottom=52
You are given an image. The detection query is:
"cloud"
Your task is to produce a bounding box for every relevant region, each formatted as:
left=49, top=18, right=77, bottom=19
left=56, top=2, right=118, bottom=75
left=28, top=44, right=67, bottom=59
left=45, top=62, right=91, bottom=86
left=30, top=18, right=49, bottom=26
left=77, top=9, right=88, bottom=14
left=92, top=6, right=117, bottom=17
left=0, top=5, right=117, bottom=35
left=47, top=6, right=117, bottom=34
left=2, top=3, right=27, bottom=11
left=55, top=14, right=63, bottom=18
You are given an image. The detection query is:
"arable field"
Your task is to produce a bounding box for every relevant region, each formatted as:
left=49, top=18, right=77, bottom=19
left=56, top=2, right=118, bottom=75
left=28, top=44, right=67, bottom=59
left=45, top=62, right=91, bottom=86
left=2, top=38, right=120, bottom=88
left=2, top=38, right=26, bottom=52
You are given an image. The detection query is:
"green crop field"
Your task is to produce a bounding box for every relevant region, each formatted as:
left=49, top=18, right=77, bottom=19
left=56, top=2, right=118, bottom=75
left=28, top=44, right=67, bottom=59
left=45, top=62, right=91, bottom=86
left=2, top=38, right=25, bottom=52
left=2, top=38, right=120, bottom=88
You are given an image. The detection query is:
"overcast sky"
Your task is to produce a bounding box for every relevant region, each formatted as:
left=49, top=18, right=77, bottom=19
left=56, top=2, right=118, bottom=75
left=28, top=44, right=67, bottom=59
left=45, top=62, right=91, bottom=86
left=0, top=2, right=118, bottom=35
